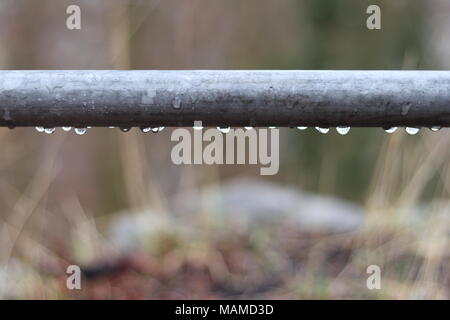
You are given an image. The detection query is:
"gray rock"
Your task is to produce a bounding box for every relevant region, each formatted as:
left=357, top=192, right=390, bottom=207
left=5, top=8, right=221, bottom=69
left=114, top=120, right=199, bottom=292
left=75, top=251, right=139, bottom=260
left=109, top=178, right=364, bottom=251
left=207, top=178, right=363, bottom=232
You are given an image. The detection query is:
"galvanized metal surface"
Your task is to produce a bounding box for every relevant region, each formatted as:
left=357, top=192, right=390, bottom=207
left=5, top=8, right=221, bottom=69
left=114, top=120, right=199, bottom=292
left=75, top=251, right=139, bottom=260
left=0, top=70, right=449, bottom=127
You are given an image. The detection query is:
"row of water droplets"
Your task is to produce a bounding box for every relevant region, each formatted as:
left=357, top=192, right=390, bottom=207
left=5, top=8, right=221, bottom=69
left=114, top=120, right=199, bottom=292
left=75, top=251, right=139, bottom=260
left=34, top=126, right=442, bottom=135
left=35, top=125, right=235, bottom=135
left=35, top=126, right=89, bottom=135
left=35, top=126, right=167, bottom=135
left=298, top=126, right=441, bottom=135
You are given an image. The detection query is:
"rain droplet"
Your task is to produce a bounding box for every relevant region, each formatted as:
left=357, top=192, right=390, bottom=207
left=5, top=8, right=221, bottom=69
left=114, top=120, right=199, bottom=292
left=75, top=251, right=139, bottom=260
left=35, top=126, right=45, bottom=133
left=108, top=126, right=115, bottom=129
left=336, top=127, right=350, bottom=135
left=140, top=127, right=152, bottom=133
left=384, top=127, right=398, bottom=134
left=120, top=127, right=131, bottom=132
left=218, top=127, right=231, bottom=133
left=315, top=127, right=329, bottom=134
left=75, top=127, right=87, bottom=135
left=62, top=127, right=72, bottom=132
left=44, top=127, right=56, bottom=134
left=431, top=126, right=441, bottom=132
left=401, top=103, right=412, bottom=116
left=269, top=126, right=277, bottom=129
left=172, top=97, right=182, bottom=109
left=151, top=127, right=165, bottom=133
left=297, top=127, right=308, bottom=130
left=406, top=127, right=420, bottom=135
left=244, top=126, right=253, bottom=131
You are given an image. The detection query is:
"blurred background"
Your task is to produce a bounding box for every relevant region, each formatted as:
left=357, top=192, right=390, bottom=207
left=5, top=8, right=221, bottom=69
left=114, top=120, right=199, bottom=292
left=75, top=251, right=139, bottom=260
left=0, top=0, right=450, bottom=299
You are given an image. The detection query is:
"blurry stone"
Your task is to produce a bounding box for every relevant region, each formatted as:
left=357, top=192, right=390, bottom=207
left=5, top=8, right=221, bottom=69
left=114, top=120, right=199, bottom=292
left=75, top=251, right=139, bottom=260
left=206, top=178, right=363, bottom=232
left=109, top=179, right=363, bottom=251
left=109, top=211, right=171, bottom=252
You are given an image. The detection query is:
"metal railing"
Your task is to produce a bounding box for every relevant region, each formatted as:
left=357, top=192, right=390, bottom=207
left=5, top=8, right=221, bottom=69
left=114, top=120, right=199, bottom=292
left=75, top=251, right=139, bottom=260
left=1, top=70, right=449, bottom=128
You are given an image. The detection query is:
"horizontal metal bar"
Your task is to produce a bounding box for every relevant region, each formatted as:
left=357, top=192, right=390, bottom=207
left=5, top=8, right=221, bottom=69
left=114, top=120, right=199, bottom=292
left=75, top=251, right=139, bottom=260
left=0, top=70, right=449, bottom=128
